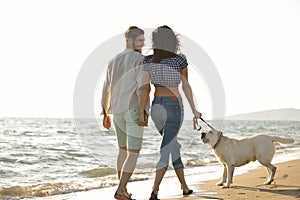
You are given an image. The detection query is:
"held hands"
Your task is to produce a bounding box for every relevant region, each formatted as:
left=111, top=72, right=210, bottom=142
left=138, top=111, right=149, bottom=126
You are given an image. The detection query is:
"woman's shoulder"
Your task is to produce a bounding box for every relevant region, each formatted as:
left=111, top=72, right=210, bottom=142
left=176, top=53, right=187, bottom=60
left=142, top=55, right=153, bottom=63
left=175, top=53, right=188, bottom=68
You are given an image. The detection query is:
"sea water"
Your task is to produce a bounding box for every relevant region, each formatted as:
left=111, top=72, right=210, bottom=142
left=0, top=118, right=299, bottom=199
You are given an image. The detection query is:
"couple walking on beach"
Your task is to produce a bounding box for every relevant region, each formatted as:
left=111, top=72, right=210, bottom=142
left=101, top=26, right=202, bottom=200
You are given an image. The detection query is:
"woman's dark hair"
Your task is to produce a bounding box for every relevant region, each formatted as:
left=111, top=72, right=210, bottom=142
left=125, top=26, right=144, bottom=40
left=152, top=25, right=180, bottom=63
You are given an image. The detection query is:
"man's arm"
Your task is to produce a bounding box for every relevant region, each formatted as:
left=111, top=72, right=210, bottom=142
left=101, top=62, right=112, bottom=129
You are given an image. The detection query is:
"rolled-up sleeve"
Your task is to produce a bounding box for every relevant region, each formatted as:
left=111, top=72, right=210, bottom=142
left=101, top=62, right=112, bottom=113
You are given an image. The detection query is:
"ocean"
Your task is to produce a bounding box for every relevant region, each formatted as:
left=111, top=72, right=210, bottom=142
left=0, top=118, right=299, bottom=200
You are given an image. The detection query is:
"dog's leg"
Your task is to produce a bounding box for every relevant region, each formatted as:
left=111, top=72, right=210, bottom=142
left=222, top=164, right=234, bottom=188
left=216, top=164, right=227, bottom=186
left=264, top=164, right=276, bottom=185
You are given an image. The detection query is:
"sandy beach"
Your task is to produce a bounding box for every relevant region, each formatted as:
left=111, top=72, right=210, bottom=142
left=163, top=159, right=300, bottom=200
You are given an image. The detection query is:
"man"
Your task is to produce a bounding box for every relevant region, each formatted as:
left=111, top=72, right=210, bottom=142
left=101, top=26, right=148, bottom=200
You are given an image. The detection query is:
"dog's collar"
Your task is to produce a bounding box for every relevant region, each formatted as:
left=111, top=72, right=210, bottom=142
left=212, top=134, right=222, bottom=149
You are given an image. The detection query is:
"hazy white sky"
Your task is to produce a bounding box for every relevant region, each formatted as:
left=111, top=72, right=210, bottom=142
left=0, top=0, right=299, bottom=118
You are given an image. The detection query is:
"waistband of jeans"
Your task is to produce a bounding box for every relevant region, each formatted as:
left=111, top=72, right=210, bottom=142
left=153, top=96, right=182, bottom=102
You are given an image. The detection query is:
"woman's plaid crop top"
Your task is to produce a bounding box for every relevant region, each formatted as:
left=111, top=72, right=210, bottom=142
left=142, top=53, right=188, bottom=87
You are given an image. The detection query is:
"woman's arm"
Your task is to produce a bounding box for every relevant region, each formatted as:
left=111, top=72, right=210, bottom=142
left=181, top=67, right=202, bottom=118
left=138, top=71, right=151, bottom=126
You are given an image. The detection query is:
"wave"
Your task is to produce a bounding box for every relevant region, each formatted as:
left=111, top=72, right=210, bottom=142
left=0, top=170, right=148, bottom=199
left=56, top=130, right=77, bottom=134
left=0, top=167, right=119, bottom=199
left=79, top=167, right=116, bottom=178
left=0, top=168, right=120, bottom=199
left=0, top=179, right=115, bottom=199
left=183, top=158, right=219, bottom=167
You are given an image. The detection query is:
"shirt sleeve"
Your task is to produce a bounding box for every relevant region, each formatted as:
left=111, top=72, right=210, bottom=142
left=178, top=54, right=188, bottom=70
left=101, top=61, right=112, bottom=114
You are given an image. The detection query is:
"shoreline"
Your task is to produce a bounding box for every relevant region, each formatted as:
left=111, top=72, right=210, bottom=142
left=26, top=154, right=300, bottom=200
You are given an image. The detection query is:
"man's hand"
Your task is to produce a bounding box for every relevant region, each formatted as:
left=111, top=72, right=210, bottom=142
left=103, top=115, right=111, bottom=130
left=101, top=109, right=111, bottom=130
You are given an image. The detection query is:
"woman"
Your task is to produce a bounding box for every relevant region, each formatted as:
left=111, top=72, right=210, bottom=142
left=138, top=25, right=202, bottom=200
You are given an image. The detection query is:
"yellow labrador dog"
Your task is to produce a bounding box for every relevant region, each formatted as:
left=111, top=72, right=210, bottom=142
left=201, top=130, right=294, bottom=188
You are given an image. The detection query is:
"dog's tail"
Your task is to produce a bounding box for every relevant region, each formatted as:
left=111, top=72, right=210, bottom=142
left=271, top=136, right=294, bottom=144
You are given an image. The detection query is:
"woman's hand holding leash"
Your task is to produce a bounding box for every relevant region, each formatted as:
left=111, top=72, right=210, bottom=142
left=193, top=113, right=217, bottom=131
left=193, top=111, right=202, bottom=119
left=193, top=111, right=202, bottom=131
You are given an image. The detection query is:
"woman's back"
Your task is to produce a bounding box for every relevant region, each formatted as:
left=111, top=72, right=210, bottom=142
left=142, top=54, right=187, bottom=88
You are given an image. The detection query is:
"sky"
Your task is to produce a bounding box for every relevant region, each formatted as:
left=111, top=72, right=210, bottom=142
left=0, top=0, right=300, bottom=119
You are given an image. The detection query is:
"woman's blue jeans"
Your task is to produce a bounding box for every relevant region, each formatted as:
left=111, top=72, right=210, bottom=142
left=151, top=96, right=184, bottom=169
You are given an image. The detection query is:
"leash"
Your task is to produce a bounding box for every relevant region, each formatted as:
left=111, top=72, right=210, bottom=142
left=193, top=117, right=216, bottom=131
left=200, top=117, right=216, bottom=131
